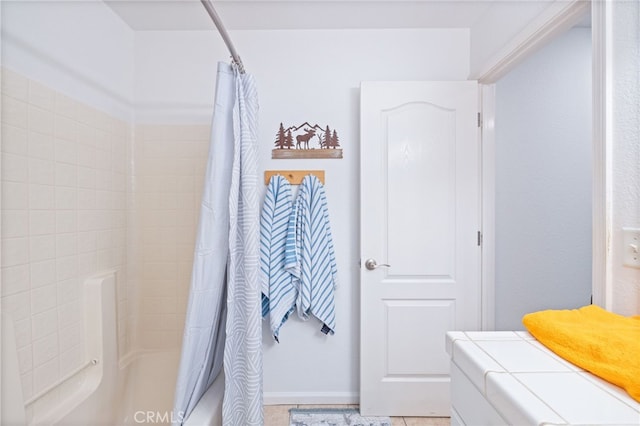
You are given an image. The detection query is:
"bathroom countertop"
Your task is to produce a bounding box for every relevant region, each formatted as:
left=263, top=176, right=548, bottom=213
left=446, top=331, right=640, bottom=425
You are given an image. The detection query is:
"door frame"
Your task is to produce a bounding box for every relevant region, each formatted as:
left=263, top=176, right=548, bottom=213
left=476, top=0, right=610, bottom=330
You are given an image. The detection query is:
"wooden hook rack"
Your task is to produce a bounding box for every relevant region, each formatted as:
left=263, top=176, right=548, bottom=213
left=264, top=170, right=325, bottom=185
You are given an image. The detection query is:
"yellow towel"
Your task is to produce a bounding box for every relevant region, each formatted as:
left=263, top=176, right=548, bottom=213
left=523, top=305, right=640, bottom=402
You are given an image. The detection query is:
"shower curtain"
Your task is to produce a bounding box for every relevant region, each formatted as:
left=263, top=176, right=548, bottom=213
left=173, top=62, right=262, bottom=426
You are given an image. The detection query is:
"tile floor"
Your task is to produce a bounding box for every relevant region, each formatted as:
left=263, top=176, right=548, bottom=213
left=264, top=404, right=450, bottom=426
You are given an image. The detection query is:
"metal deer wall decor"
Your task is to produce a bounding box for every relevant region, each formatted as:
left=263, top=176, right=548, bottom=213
left=272, top=122, right=343, bottom=159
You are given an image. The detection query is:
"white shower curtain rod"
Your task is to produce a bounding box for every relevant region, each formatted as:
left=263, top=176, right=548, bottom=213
left=201, top=0, right=245, bottom=74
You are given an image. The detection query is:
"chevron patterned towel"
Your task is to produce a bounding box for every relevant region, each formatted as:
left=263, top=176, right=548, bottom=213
left=285, top=174, right=338, bottom=335
left=260, top=175, right=296, bottom=342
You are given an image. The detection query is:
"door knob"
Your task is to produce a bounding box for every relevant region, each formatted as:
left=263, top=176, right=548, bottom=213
left=364, top=258, right=391, bottom=270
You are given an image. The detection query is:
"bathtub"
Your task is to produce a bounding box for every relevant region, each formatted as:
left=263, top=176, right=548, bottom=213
left=115, top=350, right=224, bottom=426
left=2, top=271, right=223, bottom=426
left=446, top=331, right=640, bottom=425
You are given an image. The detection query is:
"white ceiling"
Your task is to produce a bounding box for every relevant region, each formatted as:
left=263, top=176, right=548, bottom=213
left=104, top=0, right=539, bottom=32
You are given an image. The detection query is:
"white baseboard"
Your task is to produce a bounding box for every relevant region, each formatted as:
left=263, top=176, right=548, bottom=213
left=263, top=391, right=359, bottom=406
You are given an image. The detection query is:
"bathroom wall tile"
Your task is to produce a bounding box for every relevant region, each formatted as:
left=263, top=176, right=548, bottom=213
left=33, top=356, right=59, bottom=393
left=95, top=190, right=111, bottom=210
left=2, top=210, right=29, bottom=238
left=142, top=263, right=177, bottom=281
left=140, top=281, right=175, bottom=298
left=1, top=237, right=29, bottom=267
left=164, top=313, right=180, bottom=330
left=55, top=211, right=77, bottom=234
left=77, top=167, right=96, bottom=189
left=176, top=244, right=195, bottom=262
left=76, top=231, right=96, bottom=253
left=141, top=296, right=176, bottom=314
left=95, top=149, right=112, bottom=171
left=2, top=181, right=29, bottom=209
left=17, top=344, right=33, bottom=374
left=77, top=210, right=97, bottom=232
left=2, top=69, right=29, bottom=100
left=475, top=341, right=570, bottom=373
left=29, top=235, right=56, bottom=263
left=76, top=122, right=95, bottom=146
left=30, top=158, right=55, bottom=185
left=21, top=372, right=34, bottom=402
left=77, top=189, right=96, bottom=211
left=55, top=187, right=77, bottom=210
left=177, top=262, right=192, bottom=282
left=95, top=129, right=111, bottom=151
left=56, top=256, right=77, bottom=282
left=1, top=264, right=30, bottom=296
left=143, top=245, right=176, bottom=263
left=76, top=104, right=98, bottom=127
left=32, top=332, right=58, bottom=367
left=58, top=300, right=81, bottom=329
left=30, top=210, right=56, bottom=235
left=14, top=317, right=33, bottom=348
left=2, top=73, right=132, bottom=386
left=29, top=184, right=55, bottom=210
left=174, top=158, right=197, bottom=175
left=56, top=233, right=77, bottom=257
left=32, top=309, right=58, bottom=340
left=29, top=131, right=55, bottom=161
left=28, top=80, right=55, bottom=111
left=139, top=330, right=165, bottom=349
left=55, top=163, right=78, bottom=188
left=30, top=259, right=56, bottom=289
left=113, top=173, right=126, bottom=193
left=176, top=176, right=196, bottom=193
left=139, top=314, right=163, bottom=331
left=2, top=124, right=28, bottom=155
left=94, top=111, right=112, bottom=134
left=95, top=170, right=111, bottom=191
left=97, top=249, right=114, bottom=269
left=77, top=252, right=97, bottom=279
left=58, top=322, right=81, bottom=354
left=57, top=279, right=80, bottom=305
left=2, top=96, right=28, bottom=128
left=31, top=284, right=57, bottom=315
left=96, top=230, right=112, bottom=250
left=513, top=372, right=640, bottom=425
left=54, top=93, right=78, bottom=120
left=28, top=105, right=54, bottom=135
left=54, top=115, right=77, bottom=142
left=77, top=143, right=96, bottom=168
left=2, top=152, right=29, bottom=182
left=54, top=138, right=77, bottom=165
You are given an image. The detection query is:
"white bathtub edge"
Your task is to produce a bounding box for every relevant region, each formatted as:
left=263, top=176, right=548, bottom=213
left=183, top=372, right=224, bottom=426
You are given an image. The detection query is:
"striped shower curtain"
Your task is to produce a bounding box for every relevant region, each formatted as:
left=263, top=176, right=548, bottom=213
left=173, top=62, right=262, bottom=426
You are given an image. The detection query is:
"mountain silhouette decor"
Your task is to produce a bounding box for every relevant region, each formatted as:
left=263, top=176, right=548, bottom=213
left=272, top=122, right=343, bottom=159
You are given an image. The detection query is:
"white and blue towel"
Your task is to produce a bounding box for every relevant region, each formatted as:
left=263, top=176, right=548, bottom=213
left=285, top=175, right=338, bottom=335
left=260, top=175, right=296, bottom=342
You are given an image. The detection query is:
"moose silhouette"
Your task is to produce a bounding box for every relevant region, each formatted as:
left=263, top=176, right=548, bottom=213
left=296, top=128, right=316, bottom=149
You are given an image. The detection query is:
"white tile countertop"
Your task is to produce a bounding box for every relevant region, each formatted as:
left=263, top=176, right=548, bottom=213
left=446, top=331, right=640, bottom=426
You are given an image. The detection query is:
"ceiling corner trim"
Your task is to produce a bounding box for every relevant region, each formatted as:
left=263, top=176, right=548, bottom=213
left=472, top=0, right=590, bottom=84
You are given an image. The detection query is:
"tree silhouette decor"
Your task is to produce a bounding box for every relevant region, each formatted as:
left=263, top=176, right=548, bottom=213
left=272, top=121, right=343, bottom=159
left=274, top=122, right=286, bottom=149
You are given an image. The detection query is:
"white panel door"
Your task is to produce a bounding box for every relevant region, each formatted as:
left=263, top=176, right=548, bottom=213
left=360, top=81, right=481, bottom=417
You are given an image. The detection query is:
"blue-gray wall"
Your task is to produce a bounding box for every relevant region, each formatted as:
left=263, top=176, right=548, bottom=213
left=495, top=27, right=592, bottom=330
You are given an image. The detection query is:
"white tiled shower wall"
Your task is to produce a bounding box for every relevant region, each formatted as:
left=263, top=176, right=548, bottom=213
left=1, top=68, right=131, bottom=401
left=131, top=124, right=209, bottom=349
left=1, top=67, right=211, bottom=404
